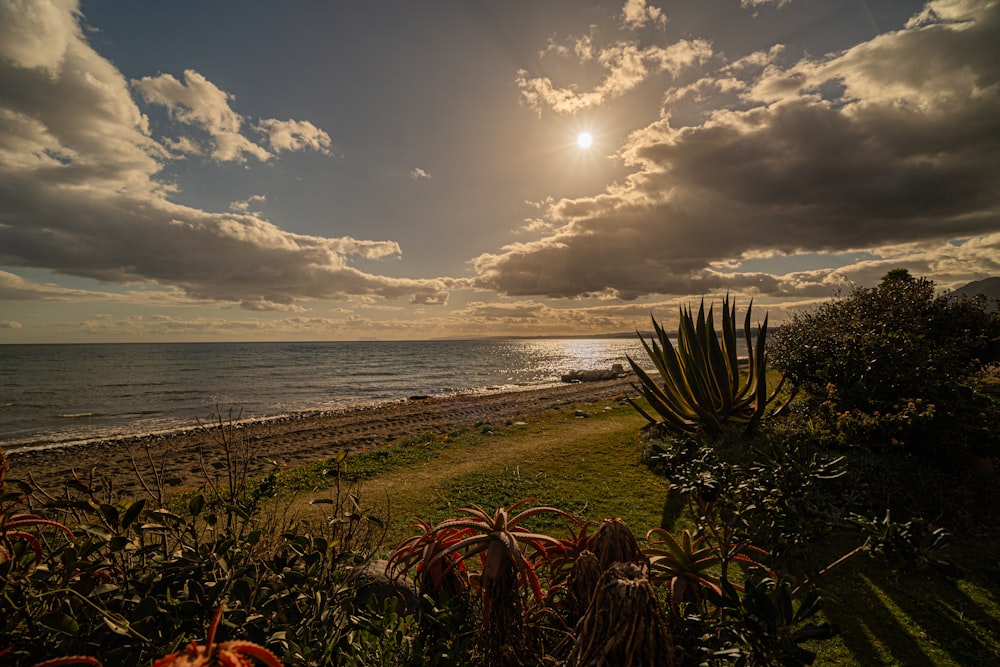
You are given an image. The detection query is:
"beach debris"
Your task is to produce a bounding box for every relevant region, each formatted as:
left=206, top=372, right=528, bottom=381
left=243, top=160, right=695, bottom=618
left=560, top=364, right=627, bottom=383
left=574, top=410, right=590, bottom=418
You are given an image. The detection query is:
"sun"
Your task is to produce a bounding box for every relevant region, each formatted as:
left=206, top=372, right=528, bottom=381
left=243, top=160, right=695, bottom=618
left=576, top=131, right=593, bottom=149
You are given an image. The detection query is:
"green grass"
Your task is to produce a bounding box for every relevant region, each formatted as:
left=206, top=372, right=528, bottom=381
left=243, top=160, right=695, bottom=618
left=277, top=399, right=668, bottom=544
left=816, top=549, right=1000, bottom=665
left=271, top=432, right=446, bottom=492
left=262, top=395, right=1000, bottom=665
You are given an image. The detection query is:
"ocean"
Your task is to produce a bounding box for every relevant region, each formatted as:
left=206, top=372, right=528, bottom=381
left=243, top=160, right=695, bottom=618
left=0, top=339, right=649, bottom=453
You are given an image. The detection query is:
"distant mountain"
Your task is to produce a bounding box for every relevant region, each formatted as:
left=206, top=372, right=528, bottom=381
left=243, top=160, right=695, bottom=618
left=951, top=277, right=1000, bottom=301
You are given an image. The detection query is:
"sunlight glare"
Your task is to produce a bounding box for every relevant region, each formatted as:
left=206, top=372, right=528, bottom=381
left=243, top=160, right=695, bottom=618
left=576, top=132, right=593, bottom=149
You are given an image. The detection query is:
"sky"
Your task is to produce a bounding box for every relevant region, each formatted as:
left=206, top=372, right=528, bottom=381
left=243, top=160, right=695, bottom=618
left=1, top=0, right=998, bottom=343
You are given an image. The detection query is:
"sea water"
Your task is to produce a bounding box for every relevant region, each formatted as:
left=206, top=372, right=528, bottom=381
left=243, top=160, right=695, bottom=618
left=0, top=339, right=652, bottom=452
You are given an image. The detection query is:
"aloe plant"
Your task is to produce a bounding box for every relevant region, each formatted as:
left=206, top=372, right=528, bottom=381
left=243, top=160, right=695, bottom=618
left=0, top=448, right=75, bottom=566
left=627, top=295, right=784, bottom=436
left=387, top=500, right=576, bottom=665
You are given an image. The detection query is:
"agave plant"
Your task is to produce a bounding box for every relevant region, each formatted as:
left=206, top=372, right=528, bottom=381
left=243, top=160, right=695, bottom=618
left=645, top=528, right=723, bottom=614
left=627, top=295, right=785, bottom=437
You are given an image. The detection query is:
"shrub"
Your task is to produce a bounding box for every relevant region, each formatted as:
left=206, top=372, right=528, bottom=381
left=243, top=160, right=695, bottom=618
left=0, top=421, right=386, bottom=666
left=386, top=495, right=844, bottom=666
left=769, top=270, right=1000, bottom=411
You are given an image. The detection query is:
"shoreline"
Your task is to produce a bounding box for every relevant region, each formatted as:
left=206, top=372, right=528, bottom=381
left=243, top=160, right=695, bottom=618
left=4, top=380, right=571, bottom=456
left=5, top=377, right=636, bottom=496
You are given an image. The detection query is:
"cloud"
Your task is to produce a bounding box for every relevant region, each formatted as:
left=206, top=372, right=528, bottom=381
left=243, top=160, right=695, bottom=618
left=621, top=0, right=667, bottom=30
left=239, top=297, right=308, bottom=312
left=0, top=0, right=79, bottom=74
left=0, top=0, right=449, bottom=310
left=740, top=0, right=794, bottom=9
left=480, top=0, right=1000, bottom=299
left=133, top=71, right=332, bottom=162
left=258, top=118, right=332, bottom=155
left=229, top=194, right=266, bottom=213
left=409, top=167, right=432, bottom=180
left=0, top=320, right=22, bottom=330
left=0, top=270, right=200, bottom=305
left=517, top=38, right=713, bottom=114
left=0, top=270, right=109, bottom=301
left=133, top=69, right=272, bottom=162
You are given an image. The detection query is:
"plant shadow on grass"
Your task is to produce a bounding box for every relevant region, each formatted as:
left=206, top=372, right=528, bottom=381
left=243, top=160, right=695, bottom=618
left=658, top=485, right=686, bottom=531
left=822, top=552, right=1000, bottom=665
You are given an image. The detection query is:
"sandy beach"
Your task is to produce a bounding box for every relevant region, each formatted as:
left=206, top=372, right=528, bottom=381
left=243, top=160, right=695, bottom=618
left=5, top=378, right=635, bottom=496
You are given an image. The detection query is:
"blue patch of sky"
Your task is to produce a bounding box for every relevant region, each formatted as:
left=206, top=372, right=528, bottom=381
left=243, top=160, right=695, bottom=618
left=715, top=251, right=879, bottom=275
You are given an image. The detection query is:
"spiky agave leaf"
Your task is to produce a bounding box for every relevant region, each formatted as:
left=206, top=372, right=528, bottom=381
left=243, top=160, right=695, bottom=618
left=627, top=295, right=782, bottom=437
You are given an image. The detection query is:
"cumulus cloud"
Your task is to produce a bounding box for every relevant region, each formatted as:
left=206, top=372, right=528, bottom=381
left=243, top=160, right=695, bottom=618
left=258, top=118, right=332, bottom=155
left=409, top=167, right=432, bottom=180
left=133, top=71, right=332, bottom=162
left=621, top=0, right=667, bottom=30
left=133, top=69, right=272, bottom=162
left=0, top=0, right=449, bottom=310
left=481, top=0, right=1000, bottom=299
left=517, top=38, right=712, bottom=114
left=229, top=194, right=267, bottom=213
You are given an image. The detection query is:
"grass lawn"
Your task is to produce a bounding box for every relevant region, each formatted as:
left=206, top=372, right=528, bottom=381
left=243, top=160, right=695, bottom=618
left=266, top=395, right=1000, bottom=666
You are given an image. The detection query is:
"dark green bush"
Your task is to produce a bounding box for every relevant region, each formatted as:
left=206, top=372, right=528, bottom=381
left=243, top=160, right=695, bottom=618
left=769, top=270, right=1000, bottom=456
left=0, top=430, right=386, bottom=666
left=770, top=270, right=1000, bottom=410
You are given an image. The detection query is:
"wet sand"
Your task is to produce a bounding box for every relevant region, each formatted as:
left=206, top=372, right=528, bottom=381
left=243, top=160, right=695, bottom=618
left=5, top=378, right=635, bottom=496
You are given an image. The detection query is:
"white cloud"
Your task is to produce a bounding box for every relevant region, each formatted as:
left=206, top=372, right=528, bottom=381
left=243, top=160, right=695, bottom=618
left=0, top=0, right=79, bottom=74
left=621, top=0, right=667, bottom=30
left=481, top=0, right=1000, bottom=299
left=229, top=194, right=267, bottom=213
left=517, top=39, right=713, bottom=114
left=133, top=69, right=272, bottom=162
left=133, top=72, right=333, bottom=162
left=906, top=0, right=982, bottom=27
left=409, top=167, right=432, bottom=180
left=258, top=118, right=332, bottom=155
left=0, top=0, right=450, bottom=310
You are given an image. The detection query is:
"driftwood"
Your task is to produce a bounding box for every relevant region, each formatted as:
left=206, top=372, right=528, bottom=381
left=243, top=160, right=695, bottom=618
left=561, top=364, right=627, bottom=383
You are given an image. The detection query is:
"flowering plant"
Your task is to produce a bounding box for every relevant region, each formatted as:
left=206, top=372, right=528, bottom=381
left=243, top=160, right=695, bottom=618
left=813, top=385, right=937, bottom=448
